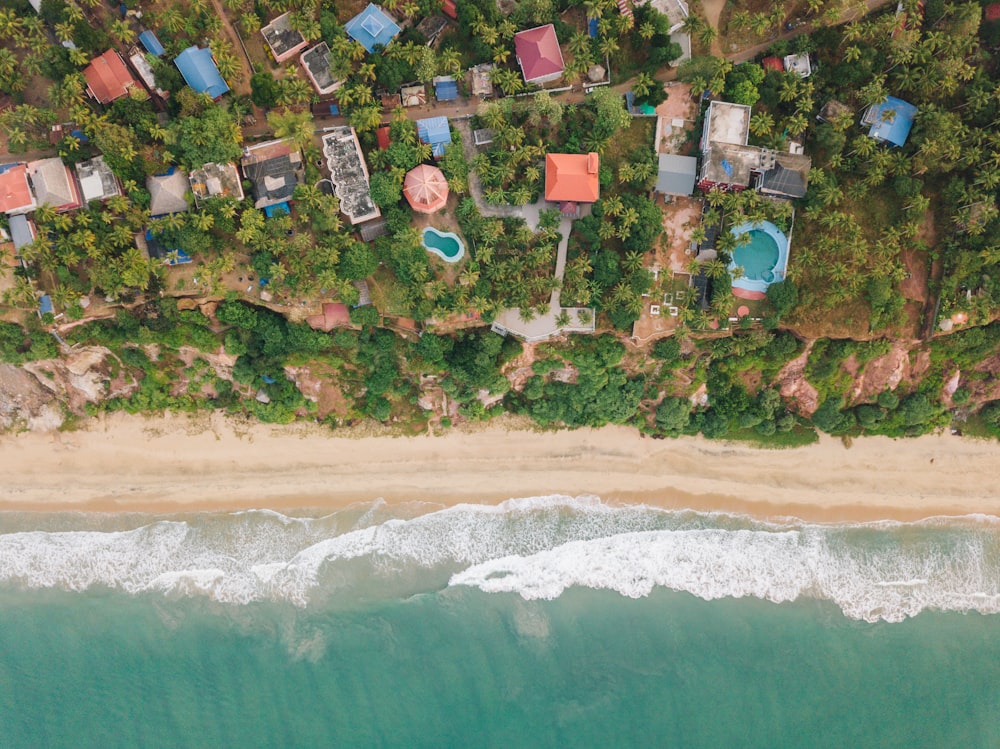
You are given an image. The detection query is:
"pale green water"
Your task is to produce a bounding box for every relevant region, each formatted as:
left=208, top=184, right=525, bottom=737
left=422, top=227, right=465, bottom=262
left=733, top=230, right=780, bottom=281
left=0, top=500, right=997, bottom=747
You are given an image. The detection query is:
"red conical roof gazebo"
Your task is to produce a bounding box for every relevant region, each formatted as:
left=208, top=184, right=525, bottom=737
left=403, top=164, right=449, bottom=214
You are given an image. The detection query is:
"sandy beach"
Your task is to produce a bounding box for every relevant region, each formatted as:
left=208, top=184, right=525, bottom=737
left=0, top=412, right=996, bottom=522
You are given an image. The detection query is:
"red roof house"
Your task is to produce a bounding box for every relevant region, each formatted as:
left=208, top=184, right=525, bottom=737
left=514, top=24, right=565, bottom=85
left=83, top=50, right=137, bottom=104
left=986, top=2, right=1000, bottom=20
left=0, top=164, right=36, bottom=215
left=376, top=124, right=391, bottom=150
left=442, top=0, right=457, bottom=19
left=762, top=56, right=783, bottom=72
left=544, top=152, right=600, bottom=205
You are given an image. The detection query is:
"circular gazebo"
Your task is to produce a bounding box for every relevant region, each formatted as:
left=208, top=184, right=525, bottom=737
left=403, top=164, right=449, bottom=214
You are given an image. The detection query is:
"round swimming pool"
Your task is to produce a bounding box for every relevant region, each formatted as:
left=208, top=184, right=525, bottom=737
left=422, top=227, right=465, bottom=263
left=733, top=230, right=780, bottom=281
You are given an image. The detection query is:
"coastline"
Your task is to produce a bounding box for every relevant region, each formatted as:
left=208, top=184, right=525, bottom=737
left=0, top=412, right=997, bottom=523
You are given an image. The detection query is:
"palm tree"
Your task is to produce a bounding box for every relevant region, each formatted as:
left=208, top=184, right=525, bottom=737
left=749, top=112, right=774, bottom=137
left=111, top=19, right=135, bottom=45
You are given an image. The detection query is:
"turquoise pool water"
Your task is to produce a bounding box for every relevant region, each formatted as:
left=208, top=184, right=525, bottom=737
left=422, top=227, right=465, bottom=263
left=729, top=220, right=789, bottom=293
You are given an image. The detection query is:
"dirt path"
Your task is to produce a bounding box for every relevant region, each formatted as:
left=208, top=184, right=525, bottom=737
left=208, top=0, right=253, bottom=97
left=700, top=0, right=727, bottom=56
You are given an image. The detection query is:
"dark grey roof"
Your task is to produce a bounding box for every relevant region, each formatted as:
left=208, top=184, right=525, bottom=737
left=8, top=213, right=33, bottom=249
left=692, top=268, right=712, bottom=311
left=655, top=153, right=697, bottom=196
left=759, top=163, right=807, bottom=198
left=359, top=218, right=387, bottom=242
left=242, top=150, right=303, bottom=208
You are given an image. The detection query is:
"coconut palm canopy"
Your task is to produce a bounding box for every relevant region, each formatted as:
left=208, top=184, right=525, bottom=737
left=403, top=164, right=449, bottom=213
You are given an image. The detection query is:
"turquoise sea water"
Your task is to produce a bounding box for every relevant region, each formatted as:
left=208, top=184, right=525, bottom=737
left=0, top=498, right=998, bottom=748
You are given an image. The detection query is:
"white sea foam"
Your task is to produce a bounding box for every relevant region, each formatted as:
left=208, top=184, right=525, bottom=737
left=0, top=496, right=997, bottom=622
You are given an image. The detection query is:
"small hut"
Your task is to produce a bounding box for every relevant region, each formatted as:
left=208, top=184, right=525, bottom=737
left=403, top=164, right=449, bottom=214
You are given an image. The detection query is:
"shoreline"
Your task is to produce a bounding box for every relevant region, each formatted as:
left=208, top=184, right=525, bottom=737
left=0, top=413, right=998, bottom=523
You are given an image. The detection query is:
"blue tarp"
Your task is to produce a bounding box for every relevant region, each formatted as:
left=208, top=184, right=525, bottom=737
left=264, top=202, right=290, bottom=217
left=867, top=96, right=918, bottom=147
left=38, top=295, right=53, bottom=315
left=174, top=46, right=230, bottom=99
left=435, top=78, right=458, bottom=101
left=345, top=3, right=401, bottom=53
left=416, top=116, right=451, bottom=158
left=588, top=17, right=598, bottom=37
left=139, top=30, right=165, bottom=57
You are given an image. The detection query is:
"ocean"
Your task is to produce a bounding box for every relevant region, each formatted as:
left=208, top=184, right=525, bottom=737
left=0, top=497, right=997, bottom=748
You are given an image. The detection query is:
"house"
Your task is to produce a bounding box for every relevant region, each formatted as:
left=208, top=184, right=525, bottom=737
left=189, top=162, right=244, bottom=202
left=442, top=0, right=457, bottom=19
left=545, top=152, right=600, bottom=212
left=241, top=140, right=304, bottom=210
left=261, top=13, right=309, bottom=63
left=174, top=46, right=230, bottom=99
left=8, top=214, right=35, bottom=251
left=761, top=56, right=783, bottom=73
left=138, top=30, right=165, bottom=57
left=416, top=116, right=452, bottom=158
left=863, top=96, right=918, bottom=147
left=129, top=48, right=169, bottom=99
left=433, top=75, right=458, bottom=101
left=471, top=63, right=493, bottom=97
left=401, top=84, right=426, bottom=107
left=403, top=164, right=449, bottom=214
left=345, top=4, right=401, bottom=53
left=376, top=125, right=391, bottom=149
left=321, top=126, right=380, bottom=225
left=514, top=24, right=564, bottom=85
left=817, top=99, right=852, bottom=125
left=147, top=169, right=191, bottom=217
left=987, top=3, right=1000, bottom=21
left=758, top=152, right=811, bottom=199
left=783, top=53, right=811, bottom=78
left=300, top=43, right=343, bottom=96
left=27, top=158, right=82, bottom=212
left=75, top=157, right=120, bottom=204
left=700, top=100, right=751, bottom=152
left=655, top=153, right=698, bottom=197
left=83, top=50, right=137, bottom=104
left=0, top=164, right=36, bottom=215
left=416, top=15, right=449, bottom=45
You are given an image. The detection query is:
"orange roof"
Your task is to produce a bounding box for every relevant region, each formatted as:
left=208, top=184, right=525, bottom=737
left=0, top=165, right=35, bottom=214
left=762, top=56, right=783, bottom=72
left=84, top=50, right=136, bottom=104
left=544, top=153, right=600, bottom=203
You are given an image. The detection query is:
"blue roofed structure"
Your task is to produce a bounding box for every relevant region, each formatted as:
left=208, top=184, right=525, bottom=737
left=433, top=76, right=458, bottom=101
left=345, top=4, right=400, bottom=53
left=174, top=46, right=230, bottom=99
left=139, top=30, right=165, bottom=56
left=863, top=96, right=917, bottom=147
left=416, top=116, right=451, bottom=158
left=38, top=295, right=53, bottom=315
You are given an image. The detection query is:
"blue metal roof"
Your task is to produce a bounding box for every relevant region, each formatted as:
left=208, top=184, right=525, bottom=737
left=435, top=78, right=458, bottom=101
left=345, top=4, right=401, bottom=53
left=139, top=30, right=165, bottom=57
left=867, top=96, right=917, bottom=147
left=417, top=116, right=451, bottom=158
left=174, top=46, right=230, bottom=99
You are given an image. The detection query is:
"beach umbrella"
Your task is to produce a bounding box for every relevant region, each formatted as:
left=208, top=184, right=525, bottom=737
left=403, top=164, right=449, bottom=214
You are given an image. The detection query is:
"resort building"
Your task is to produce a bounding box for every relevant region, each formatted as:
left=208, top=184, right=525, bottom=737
left=189, top=162, right=244, bottom=203
left=75, top=157, right=121, bottom=204
left=83, top=50, right=138, bottom=104
left=0, top=164, right=36, bottom=215
left=300, top=43, right=343, bottom=96
left=514, top=24, right=564, bottom=85
left=863, top=96, right=918, bottom=147
left=403, top=164, right=449, bottom=214
left=241, top=140, right=304, bottom=211
left=321, top=127, right=380, bottom=225
left=261, top=13, right=309, bottom=63
left=655, top=154, right=698, bottom=197
left=416, top=116, right=452, bottom=158
left=433, top=76, right=458, bottom=102
left=27, top=158, right=82, bottom=213
left=147, top=170, right=191, bottom=217
left=544, top=152, right=600, bottom=212
left=345, top=4, right=401, bottom=54
left=700, top=100, right=751, bottom=152
left=174, top=46, right=230, bottom=99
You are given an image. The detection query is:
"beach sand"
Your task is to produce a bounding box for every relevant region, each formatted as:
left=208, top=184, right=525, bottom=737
left=0, top=412, right=996, bottom=522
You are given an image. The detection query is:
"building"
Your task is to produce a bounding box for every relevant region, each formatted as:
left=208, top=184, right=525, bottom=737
left=0, top=164, right=35, bottom=215
left=345, top=4, right=401, bottom=53
left=863, top=96, right=918, bottom=147
left=83, top=50, right=137, bottom=104
left=700, top=100, right=751, bottom=152
left=189, top=162, right=244, bottom=202
left=783, top=53, right=811, bottom=78
left=138, top=30, right=165, bottom=57
left=8, top=214, right=35, bottom=251
left=148, top=170, right=191, bottom=217
left=241, top=140, right=304, bottom=210
left=261, top=12, right=309, bottom=63
left=300, top=43, right=343, bottom=96
left=129, top=48, right=169, bottom=99
left=416, top=116, right=452, bottom=158
left=400, top=84, right=426, bottom=107
left=817, top=99, right=852, bottom=125
left=442, top=0, right=457, bottom=19
left=513, top=24, right=564, bottom=85
left=433, top=75, right=458, bottom=101
left=376, top=124, right=391, bottom=150
left=27, top=158, right=82, bottom=212
left=471, top=63, right=494, bottom=97
left=174, top=46, right=230, bottom=99
left=761, top=56, right=783, bottom=73
left=403, top=164, right=449, bottom=213
left=757, top=152, right=811, bottom=199
left=544, top=152, right=600, bottom=211
left=75, top=157, right=121, bottom=203
left=416, top=15, right=448, bottom=45
left=321, top=127, right=380, bottom=225
left=655, top=153, right=698, bottom=197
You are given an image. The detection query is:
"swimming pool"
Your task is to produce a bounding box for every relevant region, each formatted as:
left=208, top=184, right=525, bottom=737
left=728, top=220, right=789, bottom=294
left=422, top=227, right=465, bottom=263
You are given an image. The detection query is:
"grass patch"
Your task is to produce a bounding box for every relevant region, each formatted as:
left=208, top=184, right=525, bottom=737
left=724, top=424, right=820, bottom=448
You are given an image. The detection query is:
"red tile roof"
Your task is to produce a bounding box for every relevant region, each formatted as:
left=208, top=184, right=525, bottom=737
left=545, top=153, right=600, bottom=203
left=514, top=24, right=564, bottom=83
left=84, top=50, right=137, bottom=104
left=442, top=0, right=457, bottom=19
left=376, top=125, right=391, bottom=150
left=986, top=3, right=1000, bottom=20
left=0, top=165, right=35, bottom=214
left=762, top=56, right=783, bottom=72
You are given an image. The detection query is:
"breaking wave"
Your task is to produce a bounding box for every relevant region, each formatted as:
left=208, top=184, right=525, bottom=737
left=0, top=497, right=997, bottom=622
